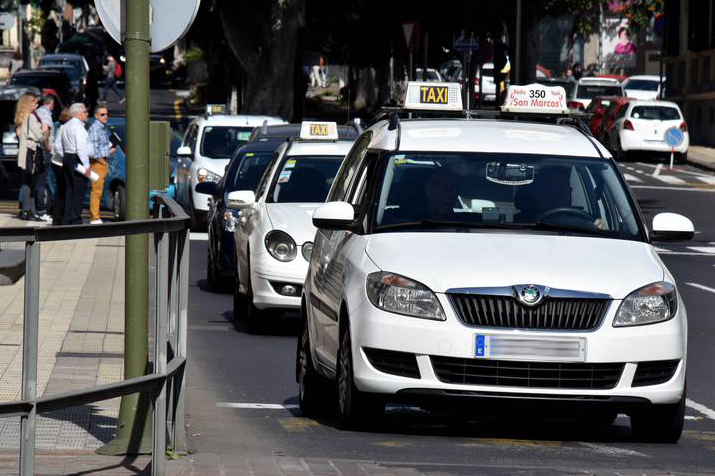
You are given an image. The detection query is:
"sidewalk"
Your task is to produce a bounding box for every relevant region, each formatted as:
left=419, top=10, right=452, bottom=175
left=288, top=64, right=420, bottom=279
left=688, top=145, right=715, bottom=172
left=0, top=212, right=190, bottom=475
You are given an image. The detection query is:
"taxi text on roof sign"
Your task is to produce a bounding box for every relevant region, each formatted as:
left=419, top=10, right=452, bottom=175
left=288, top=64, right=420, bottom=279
left=206, top=104, right=227, bottom=115
left=404, top=81, right=463, bottom=111
left=300, top=121, right=339, bottom=140
left=501, top=84, right=569, bottom=114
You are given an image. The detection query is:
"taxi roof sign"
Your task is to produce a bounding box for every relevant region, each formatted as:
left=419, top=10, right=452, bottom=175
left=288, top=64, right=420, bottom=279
left=206, top=104, right=227, bottom=115
left=404, top=81, right=463, bottom=111
left=300, top=121, right=339, bottom=140
left=501, top=84, right=569, bottom=114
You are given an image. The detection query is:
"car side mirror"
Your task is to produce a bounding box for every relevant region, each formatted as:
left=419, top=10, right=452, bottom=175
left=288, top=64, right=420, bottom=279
left=313, top=201, right=355, bottom=231
left=226, top=190, right=256, bottom=209
left=177, top=145, right=192, bottom=157
left=195, top=181, right=218, bottom=196
left=651, top=213, right=694, bottom=241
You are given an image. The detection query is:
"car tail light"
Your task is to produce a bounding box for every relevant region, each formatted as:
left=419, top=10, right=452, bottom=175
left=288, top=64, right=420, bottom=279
left=679, top=121, right=687, bottom=132
left=623, top=119, right=634, bottom=131
left=567, top=101, right=584, bottom=111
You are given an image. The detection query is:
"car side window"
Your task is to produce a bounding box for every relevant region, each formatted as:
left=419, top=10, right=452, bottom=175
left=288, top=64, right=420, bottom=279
left=348, top=151, right=378, bottom=206
left=328, top=133, right=372, bottom=202
left=255, top=152, right=281, bottom=198
left=616, top=105, right=629, bottom=120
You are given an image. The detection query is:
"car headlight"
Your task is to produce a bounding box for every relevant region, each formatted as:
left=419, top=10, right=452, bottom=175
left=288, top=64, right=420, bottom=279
left=613, top=282, right=678, bottom=327
left=265, top=230, right=297, bottom=262
left=222, top=210, right=239, bottom=232
left=197, top=167, right=221, bottom=183
left=366, top=272, right=445, bottom=320
left=302, top=242, right=313, bottom=261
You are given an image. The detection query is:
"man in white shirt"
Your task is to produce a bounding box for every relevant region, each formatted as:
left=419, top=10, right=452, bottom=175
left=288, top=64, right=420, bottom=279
left=54, top=103, right=93, bottom=225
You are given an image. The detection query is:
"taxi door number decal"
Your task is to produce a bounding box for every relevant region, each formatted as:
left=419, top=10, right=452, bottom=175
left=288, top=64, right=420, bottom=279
left=310, top=124, right=329, bottom=136
left=420, top=86, right=448, bottom=105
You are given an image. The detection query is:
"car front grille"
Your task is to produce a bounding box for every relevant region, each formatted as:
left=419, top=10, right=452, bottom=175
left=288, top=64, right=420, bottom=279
left=364, top=348, right=420, bottom=379
left=632, top=360, right=680, bottom=387
left=430, top=356, right=624, bottom=389
left=448, top=294, right=609, bottom=331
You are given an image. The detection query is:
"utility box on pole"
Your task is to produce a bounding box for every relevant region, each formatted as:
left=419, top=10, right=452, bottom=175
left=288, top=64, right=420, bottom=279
left=150, top=121, right=170, bottom=191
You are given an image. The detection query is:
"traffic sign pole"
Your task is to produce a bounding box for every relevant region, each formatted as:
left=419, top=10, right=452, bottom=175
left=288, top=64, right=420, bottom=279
left=96, top=0, right=152, bottom=455
left=670, top=146, right=674, bottom=169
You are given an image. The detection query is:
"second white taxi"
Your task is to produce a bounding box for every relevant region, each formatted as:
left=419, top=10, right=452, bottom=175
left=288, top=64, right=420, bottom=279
left=229, top=122, right=354, bottom=331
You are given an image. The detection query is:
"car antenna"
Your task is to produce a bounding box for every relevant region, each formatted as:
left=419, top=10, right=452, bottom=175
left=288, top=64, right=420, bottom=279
left=388, top=111, right=399, bottom=131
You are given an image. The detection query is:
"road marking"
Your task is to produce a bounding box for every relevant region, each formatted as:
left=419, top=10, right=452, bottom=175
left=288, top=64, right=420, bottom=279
left=653, top=163, right=663, bottom=177
left=625, top=166, right=635, bottom=171
left=190, top=232, right=208, bottom=241
left=630, top=185, right=715, bottom=192
left=216, top=402, right=298, bottom=409
left=686, top=399, right=715, bottom=421
left=696, top=176, right=715, bottom=185
left=685, top=283, right=715, bottom=295
left=473, top=438, right=560, bottom=447
left=685, top=415, right=703, bottom=421
left=278, top=417, right=320, bottom=432
left=654, top=174, right=687, bottom=185
left=623, top=173, right=642, bottom=183
left=687, top=246, right=715, bottom=254
left=578, top=442, right=647, bottom=457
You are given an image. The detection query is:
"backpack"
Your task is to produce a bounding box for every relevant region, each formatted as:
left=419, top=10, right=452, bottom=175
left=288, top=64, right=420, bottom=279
left=114, top=61, right=122, bottom=78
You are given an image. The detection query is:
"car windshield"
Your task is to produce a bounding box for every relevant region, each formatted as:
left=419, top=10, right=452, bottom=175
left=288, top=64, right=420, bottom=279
left=226, top=151, right=274, bottom=193
left=40, top=59, right=84, bottom=75
left=630, top=106, right=681, bottom=121
left=268, top=155, right=343, bottom=203
left=200, top=126, right=254, bottom=159
left=373, top=152, right=642, bottom=241
left=624, top=79, right=660, bottom=91
left=576, top=85, right=622, bottom=99
left=10, top=75, right=67, bottom=94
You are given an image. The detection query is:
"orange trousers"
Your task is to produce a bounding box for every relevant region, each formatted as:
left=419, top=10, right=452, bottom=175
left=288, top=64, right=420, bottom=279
left=89, top=160, right=108, bottom=221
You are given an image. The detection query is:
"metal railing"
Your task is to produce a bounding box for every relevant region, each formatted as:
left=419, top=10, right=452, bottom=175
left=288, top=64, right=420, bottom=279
left=0, top=195, right=189, bottom=476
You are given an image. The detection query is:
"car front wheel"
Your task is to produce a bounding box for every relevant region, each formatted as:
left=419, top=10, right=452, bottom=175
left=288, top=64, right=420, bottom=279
left=630, top=391, right=685, bottom=443
left=297, top=314, right=332, bottom=416
left=337, top=325, right=384, bottom=429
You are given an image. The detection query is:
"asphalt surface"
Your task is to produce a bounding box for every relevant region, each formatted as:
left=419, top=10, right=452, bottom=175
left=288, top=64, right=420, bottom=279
left=181, top=158, right=715, bottom=474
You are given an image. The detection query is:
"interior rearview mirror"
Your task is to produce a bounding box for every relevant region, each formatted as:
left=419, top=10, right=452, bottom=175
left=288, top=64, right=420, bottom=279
left=651, top=212, right=694, bottom=241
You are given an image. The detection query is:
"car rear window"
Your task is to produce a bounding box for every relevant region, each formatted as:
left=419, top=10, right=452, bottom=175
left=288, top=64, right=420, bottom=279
left=630, top=106, right=681, bottom=121
left=624, top=79, right=659, bottom=91
left=576, top=85, right=622, bottom=99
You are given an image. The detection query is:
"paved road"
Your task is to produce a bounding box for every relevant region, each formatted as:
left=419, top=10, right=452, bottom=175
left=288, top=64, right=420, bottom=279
left=180, top=159, right=715, bottom=474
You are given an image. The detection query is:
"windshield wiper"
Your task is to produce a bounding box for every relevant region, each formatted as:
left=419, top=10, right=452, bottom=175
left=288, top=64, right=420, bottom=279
left=375, top=221, right=535, bottom=232
left=531, top=221, right=611, bottom=237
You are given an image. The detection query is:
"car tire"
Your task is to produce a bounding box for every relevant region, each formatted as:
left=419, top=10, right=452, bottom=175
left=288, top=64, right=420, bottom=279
left=630, top=391, right=685, bottom=443
left=337, top=326, right=384, bottom=430
left=207, top=246, right=219, bottom=290
left=615, top=138, right=627, bottom=161
left=112, top=184, right=126, bottom=221
left=297, top=313, right=333, bottom=416
left=244, top=257, right=264, bottom=333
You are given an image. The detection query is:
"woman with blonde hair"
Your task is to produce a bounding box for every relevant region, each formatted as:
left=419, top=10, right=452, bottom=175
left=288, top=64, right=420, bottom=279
left=15, top=93, right=49, bottom=221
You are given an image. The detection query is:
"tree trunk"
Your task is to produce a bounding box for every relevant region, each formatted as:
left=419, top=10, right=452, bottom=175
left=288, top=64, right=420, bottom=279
left=518, top=8, right=539, bottom=85
left=218, top=0, right=306, bottom=120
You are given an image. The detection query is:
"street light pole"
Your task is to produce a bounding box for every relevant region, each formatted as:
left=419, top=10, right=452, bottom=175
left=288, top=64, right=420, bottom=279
left=96, top=0, right=152, bottom=455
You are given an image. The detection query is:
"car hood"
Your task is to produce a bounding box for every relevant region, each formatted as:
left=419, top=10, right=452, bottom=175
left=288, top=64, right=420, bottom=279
left=625, top=89, right=658, bottom=100
left=364, top=233, right=664, bottom=299
left=266, top=203, right=321, bottom=245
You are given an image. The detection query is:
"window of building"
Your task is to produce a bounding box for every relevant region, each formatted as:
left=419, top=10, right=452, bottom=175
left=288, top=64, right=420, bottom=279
left=704, top=56, right=712, bottom=82
left=678, top=61, right=686, bottom=88
left=691, top=58, right=699, bottom=87
left=709, top=106, right=714, bottom=125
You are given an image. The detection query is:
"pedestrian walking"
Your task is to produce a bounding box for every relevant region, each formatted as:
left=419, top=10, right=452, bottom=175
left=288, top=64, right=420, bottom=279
left=15, top=93, right=49, bottom=221
left=50, top=108, right=71, bottom=226
left=34, top=95, right=55, bottom=222
left=53, top=103, right=93, bottom=225
left=102, top=55, right=125, bottom=103
left=87, top=104, right=115, bottom=224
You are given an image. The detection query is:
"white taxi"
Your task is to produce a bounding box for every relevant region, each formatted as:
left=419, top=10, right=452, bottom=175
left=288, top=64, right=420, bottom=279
left=298, top=81, right=694, bottom=442
left=229, top=122, right=354, bottom=332
left=176, top=105, right=286, bottom=229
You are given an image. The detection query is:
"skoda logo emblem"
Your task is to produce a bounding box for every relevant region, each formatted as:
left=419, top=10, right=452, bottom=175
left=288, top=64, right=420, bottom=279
left=515, top=285, right=546, bottom=306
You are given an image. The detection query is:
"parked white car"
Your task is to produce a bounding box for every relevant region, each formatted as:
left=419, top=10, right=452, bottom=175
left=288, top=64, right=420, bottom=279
left=298, top=82, right=692, bottom=443
left=623, top=75, right=664, bottom=100
left=230, top=122, right=354, bottom=332
left=176, top=106, right=285, bottom=229
left=608, top=100, right=689, bottom=162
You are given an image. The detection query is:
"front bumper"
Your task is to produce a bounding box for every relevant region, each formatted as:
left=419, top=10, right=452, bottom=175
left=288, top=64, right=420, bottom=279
left=620, top=130, right=689, bottom=153
left=350, top=294, right=686, bottom=406
left=250, top=251, right=310, bottom=310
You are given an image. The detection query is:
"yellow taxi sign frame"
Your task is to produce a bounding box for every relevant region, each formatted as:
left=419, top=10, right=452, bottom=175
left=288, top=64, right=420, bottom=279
left=404, top=81, right=463, bottom=111
left=299, top=121, right=339, bottom=140
left=501, top=84, right=569, bottom=114
left=206, top=104, right=227, bottom=115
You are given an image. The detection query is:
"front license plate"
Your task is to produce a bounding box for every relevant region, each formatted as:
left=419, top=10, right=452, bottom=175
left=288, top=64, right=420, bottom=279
left=475, top=334, right=586, bottom=362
